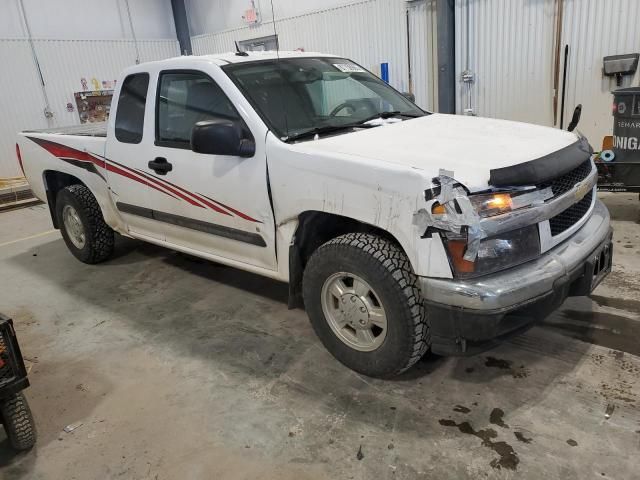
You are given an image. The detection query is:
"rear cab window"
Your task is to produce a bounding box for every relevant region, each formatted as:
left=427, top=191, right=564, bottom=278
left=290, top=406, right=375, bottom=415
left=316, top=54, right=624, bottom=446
left=115, top=73, right=150, bottom=144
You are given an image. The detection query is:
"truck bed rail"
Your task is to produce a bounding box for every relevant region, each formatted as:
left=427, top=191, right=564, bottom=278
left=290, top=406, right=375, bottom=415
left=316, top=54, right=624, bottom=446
left=21, top=122, right=107, bottom=137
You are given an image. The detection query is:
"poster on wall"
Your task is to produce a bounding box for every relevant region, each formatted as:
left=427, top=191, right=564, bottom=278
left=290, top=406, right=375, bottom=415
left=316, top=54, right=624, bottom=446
left=74, top=90, right=113, bottom=123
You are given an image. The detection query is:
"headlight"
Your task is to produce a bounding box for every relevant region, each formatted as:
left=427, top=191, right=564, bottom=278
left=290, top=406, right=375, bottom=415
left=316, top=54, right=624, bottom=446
left=469, top=192, right=513, bottom=217
left=442, top=225, right=540, bottom=278
left=432, top=192, right=514, bottom=218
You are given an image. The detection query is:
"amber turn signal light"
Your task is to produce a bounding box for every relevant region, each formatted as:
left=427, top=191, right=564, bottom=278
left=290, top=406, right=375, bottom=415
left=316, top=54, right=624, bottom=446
left=446, top=240, right=475, bottom=273
left=431, top=203, right=446, bottom=214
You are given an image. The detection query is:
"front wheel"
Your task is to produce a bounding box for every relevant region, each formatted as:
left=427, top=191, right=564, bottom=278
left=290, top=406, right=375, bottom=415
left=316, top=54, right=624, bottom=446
left=303, top=233, right=430, bottom=378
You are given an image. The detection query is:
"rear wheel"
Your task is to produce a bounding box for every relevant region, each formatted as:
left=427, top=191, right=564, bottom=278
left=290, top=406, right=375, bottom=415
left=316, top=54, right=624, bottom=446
left=303, top=233, right=430, bottom=378
left=0, top=392, right=36, bottom=451
left=56, top=185, right=114, bottom=264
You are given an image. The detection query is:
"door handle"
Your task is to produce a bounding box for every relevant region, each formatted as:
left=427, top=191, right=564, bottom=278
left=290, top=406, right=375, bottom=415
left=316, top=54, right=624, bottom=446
left=148, top=157, right=172, bottom=175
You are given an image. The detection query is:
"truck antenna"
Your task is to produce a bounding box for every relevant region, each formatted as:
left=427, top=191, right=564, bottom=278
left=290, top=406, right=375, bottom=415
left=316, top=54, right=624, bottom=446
left=234, top=41, right=248, bottom=57
left=270, top=0, right=289, bottom=138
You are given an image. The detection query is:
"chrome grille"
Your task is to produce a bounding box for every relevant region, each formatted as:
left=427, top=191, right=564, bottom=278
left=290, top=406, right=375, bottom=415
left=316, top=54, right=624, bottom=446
left=549, top=190, right=593, bottom=236
left=537, top=160, right=593, bottom=198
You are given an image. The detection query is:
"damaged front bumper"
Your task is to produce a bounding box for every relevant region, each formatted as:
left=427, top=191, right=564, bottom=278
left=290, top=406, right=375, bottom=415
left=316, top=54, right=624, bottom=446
left=418, top=199, right=612, bottom=355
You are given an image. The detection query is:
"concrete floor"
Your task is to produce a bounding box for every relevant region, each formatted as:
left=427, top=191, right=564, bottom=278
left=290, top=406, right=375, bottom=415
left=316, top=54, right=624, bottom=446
left=0, top=193, right=638, bottom=480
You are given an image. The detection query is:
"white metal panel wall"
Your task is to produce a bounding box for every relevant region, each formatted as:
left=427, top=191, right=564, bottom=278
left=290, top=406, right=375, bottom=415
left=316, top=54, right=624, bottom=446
left=561, top=0, right=640, bottom=146
left=455, top=0, right=557, bottom=125
left=0, top=38, right=179, bottom=178
left=455, top=0, right=640, bottom=147
left=407, top=0, right=437, bottom=110
left=32, top=39, right=180, bottom=127
left=192, top=0, right=413, bottom=94
left=1, top=0, right=176, bottom=39
left=186, top=0, right=360, bottom=36
left=0, top=40, right=49, bottom=177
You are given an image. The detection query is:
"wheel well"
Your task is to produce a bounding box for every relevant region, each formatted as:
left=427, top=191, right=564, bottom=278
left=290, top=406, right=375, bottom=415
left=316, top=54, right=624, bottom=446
left=42, top=170, right=86, bottom=228
left=287, top=211, right=403, bottom=308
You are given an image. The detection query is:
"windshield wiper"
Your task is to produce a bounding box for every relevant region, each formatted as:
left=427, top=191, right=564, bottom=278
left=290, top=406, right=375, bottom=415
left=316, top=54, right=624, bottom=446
left=357, top=111, right=424, bottom=124
left=283, top=111, right=424, bottom=143
left=284, top=123, right=375, bottom=143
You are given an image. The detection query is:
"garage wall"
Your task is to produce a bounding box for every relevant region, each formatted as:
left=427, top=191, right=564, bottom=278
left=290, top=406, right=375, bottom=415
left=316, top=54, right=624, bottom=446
left=190, top=0, right=438, bottom=110
left=0, top=38, right=180, bottom=178
left=455, top=0, right=640, bottom=147
left=0, top=0, right=176, bottom=39
left=0, top=0, right=180, bottom=178
left=186, top=0, right=360, bottom=37
left=454, top=0, right=557, bottom=126
left=0, top=39, right=47, bottom=179
left=408, top=0, right=438, bottom=111
left=561, top=0, right=640, bottom=148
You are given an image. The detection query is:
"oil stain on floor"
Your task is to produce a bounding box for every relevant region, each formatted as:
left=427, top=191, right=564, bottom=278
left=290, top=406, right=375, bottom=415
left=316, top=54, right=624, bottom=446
left=489, top=408, right=509, bottom=429
left=514, top=431, right=533, bottom=444
left=439, top=403, right=521, bottom=471
left=484, top=356, right=530, bottom=379
left=438, top=418, right=519, bottom=471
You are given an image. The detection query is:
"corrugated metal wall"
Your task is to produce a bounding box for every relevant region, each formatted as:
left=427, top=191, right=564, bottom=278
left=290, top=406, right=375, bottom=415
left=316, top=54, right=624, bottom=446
left=562, top=0, right=640, bottom=146
left=454, top=0, right=557, bottom=126
left=192, top=0, right=437, bottom=107
left=407, top=0, right=437, bottom=110
left=0, top=39, right=49, bottom=178
left=191, top=0, right=638, bottom=147
left=455, top=0, right=640, bottom=147
left=2, top=1, right=638, bottom=177
left=0, top=38, right=179, bottom=178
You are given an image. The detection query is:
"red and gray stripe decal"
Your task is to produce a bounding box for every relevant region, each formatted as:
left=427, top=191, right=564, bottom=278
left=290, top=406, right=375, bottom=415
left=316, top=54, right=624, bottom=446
left=28, top=137, right=261, bottom=223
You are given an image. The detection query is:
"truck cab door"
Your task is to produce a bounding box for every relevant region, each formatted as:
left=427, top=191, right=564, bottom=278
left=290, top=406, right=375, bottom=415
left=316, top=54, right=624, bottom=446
left=142, top=68, right=276, bottom=271
left=106, top=72, right=163, bottom=240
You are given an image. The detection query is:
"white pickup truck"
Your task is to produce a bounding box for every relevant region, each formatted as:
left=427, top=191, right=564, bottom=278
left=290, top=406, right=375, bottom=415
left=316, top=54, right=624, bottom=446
left=17, top=51, right=612, bottom=377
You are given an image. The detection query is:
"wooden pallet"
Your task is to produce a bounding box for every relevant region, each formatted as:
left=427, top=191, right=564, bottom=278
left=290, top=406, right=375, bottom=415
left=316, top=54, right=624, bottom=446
left=0, top=181, right=41, bottom=212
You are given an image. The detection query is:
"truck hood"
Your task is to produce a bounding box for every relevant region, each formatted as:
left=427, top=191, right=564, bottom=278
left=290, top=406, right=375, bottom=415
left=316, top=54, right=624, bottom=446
left=294, top=113, right=579, bottom=190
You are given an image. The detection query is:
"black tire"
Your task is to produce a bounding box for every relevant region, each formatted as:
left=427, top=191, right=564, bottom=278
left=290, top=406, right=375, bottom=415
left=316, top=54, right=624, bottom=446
left=303, top=233, right=430, bottom=378
left=56, top=184, right=114, bottom=264
left=0, top=392, right=36, bottom=451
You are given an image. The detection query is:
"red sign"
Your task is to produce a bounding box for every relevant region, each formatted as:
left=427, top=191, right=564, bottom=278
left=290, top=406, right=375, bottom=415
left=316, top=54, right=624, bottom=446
left=243, top=8, right=258, bottom=24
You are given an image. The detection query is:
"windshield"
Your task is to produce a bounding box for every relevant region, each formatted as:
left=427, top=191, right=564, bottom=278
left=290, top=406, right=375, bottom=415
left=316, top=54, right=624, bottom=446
left=223, top=57, right=425, bottom=140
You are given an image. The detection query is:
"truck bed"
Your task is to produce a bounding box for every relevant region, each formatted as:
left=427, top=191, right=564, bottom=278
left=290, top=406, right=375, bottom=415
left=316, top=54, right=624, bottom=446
left=21, top=122, right=107, bottom=137
left=17, top=124, right=109, bottom=209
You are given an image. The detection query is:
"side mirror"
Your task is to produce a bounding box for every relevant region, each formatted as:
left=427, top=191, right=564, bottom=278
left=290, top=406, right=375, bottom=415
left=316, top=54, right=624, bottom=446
left=191, top=119, right=255, bottom=157
left=402, top=92, right=416, bottom=103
